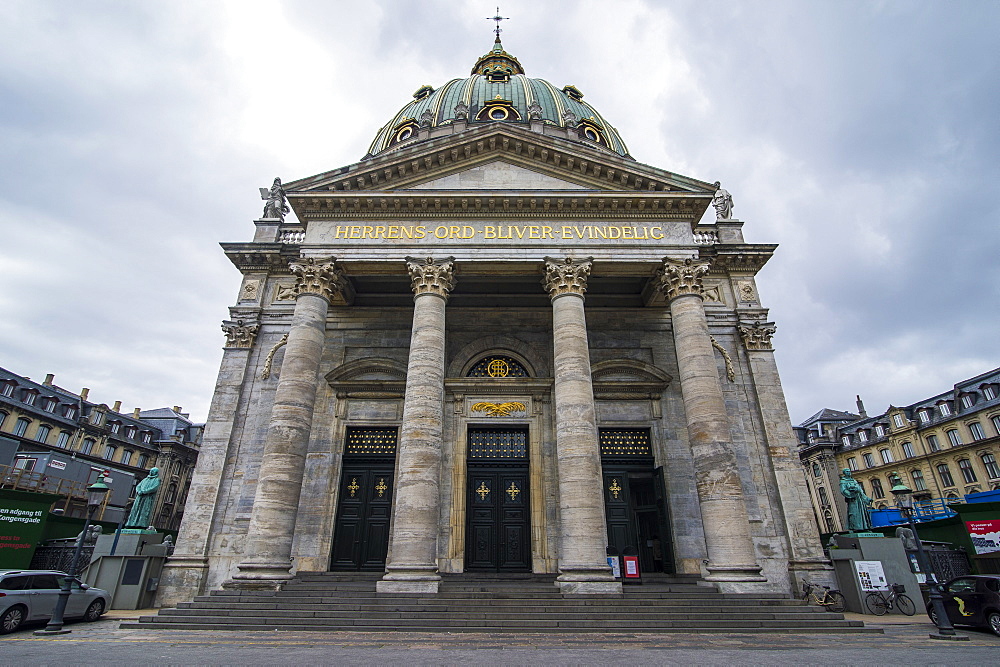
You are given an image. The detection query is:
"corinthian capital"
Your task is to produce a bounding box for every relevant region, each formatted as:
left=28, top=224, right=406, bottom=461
left=543, top=257, right=593, bottom=299
left=289, top=257, right=346, bottom=303
left=656, top=257, right=711, bottom=302
left=222, top=319, right=259, bottom=349
left=405, top=256, right=455, bottom=298
left=739, top=321, right=777, bottom=351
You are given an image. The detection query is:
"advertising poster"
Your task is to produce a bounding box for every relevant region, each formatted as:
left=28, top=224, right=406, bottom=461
left=854, top=560, right=888, bottom=591
left=966, top=520, right=1000, bottom=554
left=0, top=492, right=55, bottom=569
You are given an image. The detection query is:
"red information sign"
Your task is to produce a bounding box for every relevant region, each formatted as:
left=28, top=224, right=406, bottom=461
left=966, top=520, right=1000, bottom=554
left=623, top=555, right=640, bottom=578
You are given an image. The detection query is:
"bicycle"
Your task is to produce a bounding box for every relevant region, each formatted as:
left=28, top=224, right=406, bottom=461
left=865, top=583, right=916, bottom=616
left=802, top=580, right=847, bottom=612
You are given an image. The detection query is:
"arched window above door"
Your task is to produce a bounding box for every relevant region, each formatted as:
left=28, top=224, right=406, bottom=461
left=466, top=355, right=529, bottom=378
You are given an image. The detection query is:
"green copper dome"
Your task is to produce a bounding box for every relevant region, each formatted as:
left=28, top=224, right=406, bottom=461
left=365, top=39, right=631, bottom=160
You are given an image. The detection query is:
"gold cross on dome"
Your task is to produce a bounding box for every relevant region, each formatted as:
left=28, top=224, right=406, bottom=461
left=487, top=7, right=509, bottom=39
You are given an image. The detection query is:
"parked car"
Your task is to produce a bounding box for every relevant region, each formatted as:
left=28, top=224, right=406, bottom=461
left=927, top=575, right=1000, bottom=636
left=0, top=569, right=109, bottom=634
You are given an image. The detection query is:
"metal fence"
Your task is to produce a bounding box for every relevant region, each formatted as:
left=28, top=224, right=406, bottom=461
left=29, top=544, right=95, bottom=575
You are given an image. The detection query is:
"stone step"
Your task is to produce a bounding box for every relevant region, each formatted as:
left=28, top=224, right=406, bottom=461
left=156, top=608, right=841, bottom=621
left=181, top=598, right=810, bottom=610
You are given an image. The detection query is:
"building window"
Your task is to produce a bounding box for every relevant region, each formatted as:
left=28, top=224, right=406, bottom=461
left=0, top=411, right=6, bottom=430
left=55, top=431, right=70, bottom=448
left=874, top=425, right=885, bottom=438
left=863, top=452, right=875, bottom=468
left=13, top=457, right=36, bottom=471
left=812, top=462, right=822, bottom=477
left=946, top=429, right=962, bottom=447
left=969, top=422, right=985, bottom=441
left=985, top=386, right=998, bottom=401
left=80, top=438, right=95, bottom=455
left=961, top=394, right=975, bottom=409
left=911, top=469, right=927, bottom=491
left=137, top=453, right=149, bottom=469
left=824, top=512, right=835, bottom=533
left=33, top=424, right=51, bottom=443
left=165, top=483, right=177, bottom=503
left=42, top=398, right=57, bottom=412
left=937, top=463, right=955, bottom=488
left=958, top=458, right=977, bottom=484
left=847, top=457, right=858, bottom=471
left=62, top=405, right=77, bottom=419
left=109, top=421, right=121, bottom=434
left=13, top=418, right=30, bottom=437
left=142, top=432, right=152, bottom=444
left=901, top=442, right=915, bottom=458
left=21, top=390, right=37, bottom=406
left=982, top=454, right=1000, bottom=479
left=103, top=445, right=117, bottom=461
left=841, top=436, right=851, bottom=447
left=992, top=415, right=1000, bottom=436
left=870, top=478, right=885, bottom=499
left=939, top=403, right=952, bottom=417
left=121, top=450, right=133, bottom=465
left=927, top=435, right=940, bottom=452
left=0, top=382, right=14, bottom=397
left=125, top=426, right=136, bottom=439
left=893, top=414, right=905, bottom=428
left=818, top=486, right=829, bottom=505
left=857, top=430, right=869, bottom=443
left=880, top=449, right=894, bottom=464
left=91, top=411, right=103, bottom=426
left=919, top=410, right=931, bottom=424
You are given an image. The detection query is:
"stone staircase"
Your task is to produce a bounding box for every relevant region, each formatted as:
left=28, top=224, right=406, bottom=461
left=122, top=572, right=874, bottom=633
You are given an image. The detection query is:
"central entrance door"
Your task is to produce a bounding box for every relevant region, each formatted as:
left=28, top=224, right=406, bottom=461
left=465, top=427, right=531, bottom=572
left=330, top=428, right=397, bottom=571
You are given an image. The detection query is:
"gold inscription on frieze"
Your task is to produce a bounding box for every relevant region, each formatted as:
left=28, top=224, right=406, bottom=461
left=330, top=224, right=665, bottom=242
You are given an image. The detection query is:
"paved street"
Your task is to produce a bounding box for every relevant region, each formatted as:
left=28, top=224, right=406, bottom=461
left=3, top=612, right=1000, bottom=665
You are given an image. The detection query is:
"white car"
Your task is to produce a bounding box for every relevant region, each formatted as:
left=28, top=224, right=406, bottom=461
left=0, top=569, right=109, bottom=633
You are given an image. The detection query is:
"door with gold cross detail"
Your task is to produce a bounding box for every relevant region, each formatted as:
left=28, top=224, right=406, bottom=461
left=465, top=427, right=531, bottom=572
left=330, top=428, right=397, bottom=571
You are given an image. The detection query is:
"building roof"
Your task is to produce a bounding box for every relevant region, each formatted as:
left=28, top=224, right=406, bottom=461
left=365, top=38, right=630, bottom=159
left=798, top=408, right=860, bottom=428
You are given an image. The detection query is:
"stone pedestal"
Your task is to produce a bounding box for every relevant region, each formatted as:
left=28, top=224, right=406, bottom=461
left=544, top=257, right=621, bottom=595
left=231, top=258, right=343, bottom=587
left=659, top=258, right=764, bottom=583
left=378, top=257, right=454, bottom=594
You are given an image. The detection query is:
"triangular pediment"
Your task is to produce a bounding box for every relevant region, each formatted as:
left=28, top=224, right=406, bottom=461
left=284, top=124, right=715, bottom=196
left=403, top=159, right=592, bottom=191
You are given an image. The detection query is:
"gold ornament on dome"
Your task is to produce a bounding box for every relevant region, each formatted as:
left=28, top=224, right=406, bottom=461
left=471, top=401, right=527, bottom=417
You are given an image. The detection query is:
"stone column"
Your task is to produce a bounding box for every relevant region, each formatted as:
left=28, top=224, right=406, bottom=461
left=739, top=320, right=832, bottom=587
left=231, top=257, right=345, bottom=586
left=157, top=318, right=259, bottom=606
left=657, top=258, right=765, bottom=583
left=378, top=257, right=455, bottom=594
left=543, top=257, right=621, bottom=595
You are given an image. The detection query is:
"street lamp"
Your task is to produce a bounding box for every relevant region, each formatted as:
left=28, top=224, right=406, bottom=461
left=889, top=476, right=966, bottom=641
left=34, top=474, right=111, bottom=636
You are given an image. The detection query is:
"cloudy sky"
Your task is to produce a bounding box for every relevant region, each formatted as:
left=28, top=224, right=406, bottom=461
left=2, top=0, right=997, bottom=425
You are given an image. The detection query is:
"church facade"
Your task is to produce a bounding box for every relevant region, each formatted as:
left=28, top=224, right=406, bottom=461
left=157, top=39, right=828, bottom=603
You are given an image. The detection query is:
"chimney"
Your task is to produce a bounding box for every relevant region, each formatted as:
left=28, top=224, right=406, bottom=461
left=80, top=388, right=90, bottom=401
left=43, top=373, right=54, bottom=386
left=113, top=400, right=122, bottom=413
left=856, top=395, right=867, bottom=418
left=133, top=408, right=141, bottom=418
left=173, top=406, right=182, bottom=414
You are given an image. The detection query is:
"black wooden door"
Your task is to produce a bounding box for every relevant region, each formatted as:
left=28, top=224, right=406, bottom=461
left=330, top=463, right=394, bottom=571
left=603, top=470, right=637, bottom=559
left=465, top=466, right=531, bottom=571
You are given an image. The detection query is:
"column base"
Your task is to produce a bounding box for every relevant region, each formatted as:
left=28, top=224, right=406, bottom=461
left=556, top=565, right=622, bottom=595
left=377, top=564, right=441, bottom=594
left=704, top=564, right=767, bottom=582
left=226, top=559, right=295, bottom=589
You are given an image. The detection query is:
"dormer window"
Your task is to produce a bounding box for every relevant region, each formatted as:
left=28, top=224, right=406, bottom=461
left=939, top=402, right=952, bottom=417
left=918, top=410, right=931, bottom=423
left=577, top=119, right=606, bottom=145
left=857, top=430, right=868, bottom=443
left=0, top=381, right=15, bottom=397
left=842, top=436, right=851, bottom=447
left=412, top=85, right=435, bottom=100
left=893, top=414, right=905, bottom=428
left=389, top=119, right=419, bottom=146
left=562, top=85, right=584, bottom=101
left=21, top=389, right=38, bottom=406
left=476, top=97, right=521, bottom=122
left=961, top=394, right=975, bottom=409
left=874, top=425, right=885, bottom=438
left=984, top=385, right=998, bottom=401
left=486, top=70, right=510, bottom=83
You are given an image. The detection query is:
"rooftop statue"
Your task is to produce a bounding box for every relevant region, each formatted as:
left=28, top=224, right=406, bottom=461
left=839, top=468, right=872, bottom=532
left=712, top=182, right=734, bottom=220
left=126, top=467, right=161, bottom=529
left=260, top=177, right=290, bottom=221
